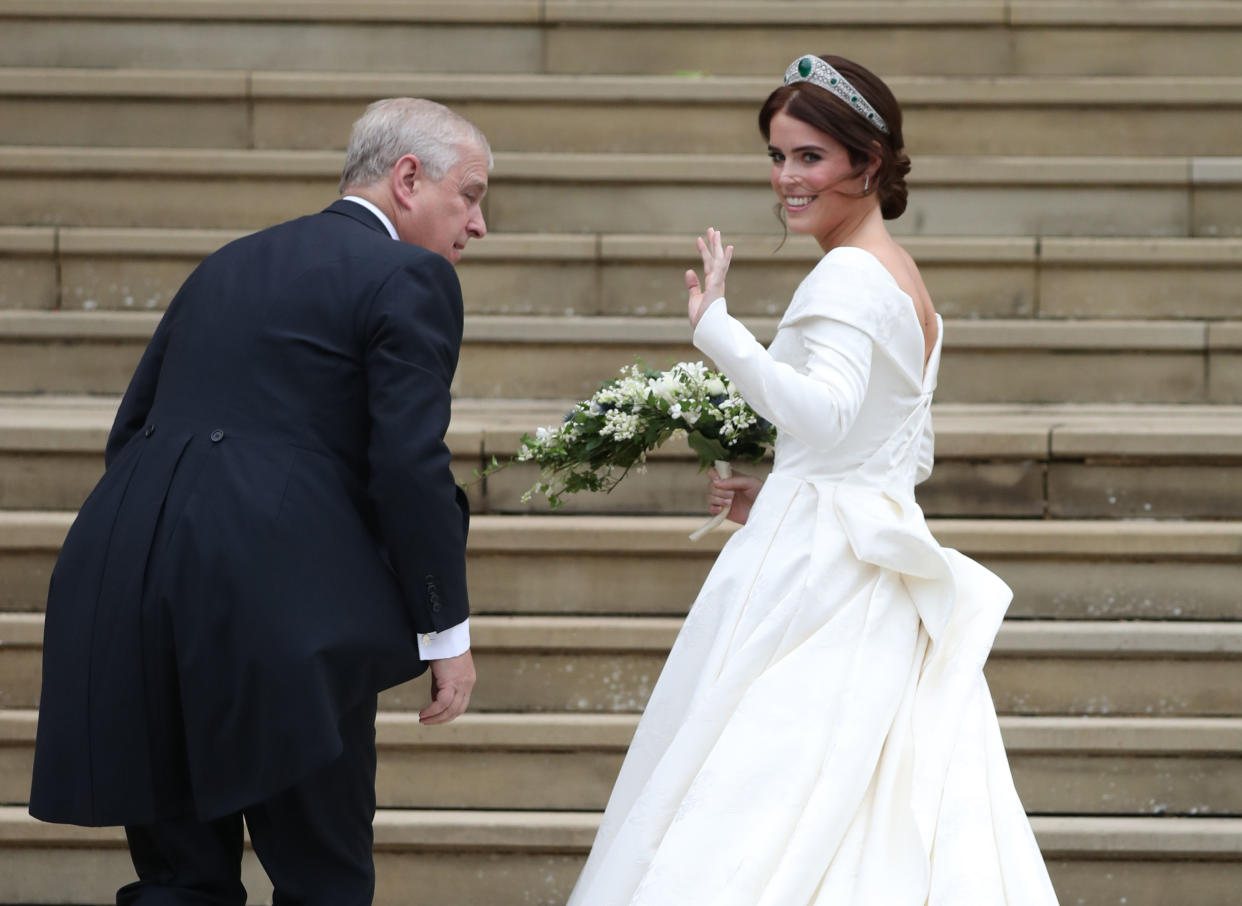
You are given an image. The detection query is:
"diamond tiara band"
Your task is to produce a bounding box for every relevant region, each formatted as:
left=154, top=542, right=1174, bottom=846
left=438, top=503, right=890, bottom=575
left=782, top=55, right=890, bottom=135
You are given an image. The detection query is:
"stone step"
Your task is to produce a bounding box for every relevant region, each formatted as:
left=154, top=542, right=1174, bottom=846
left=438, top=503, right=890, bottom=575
left=389, top=617, right=1242, bottom=717
left=2, top=0, right=1241, bottom=76
left=0, top=807, right=1238, bottom=906
left=3, top=613, right=1241, bottom=715
left=2, top=709, right=1238, bottom=816
left=4, top=396, right=1242, bottom=518
left=6, top=227, right=1242, bottom=321
left=2, top=148, right=1239, bottom=237
left=3, top=310, right=1235, bottom=403
left=457, top=401, right=1242, bottom=519
left=5, top=509, right=1242, bottom=620
left=4, top=507, right=1241, bottom=620
left=8, top=67, right=1242, bottom=156
left=448, top=316, right=1242, bottom=404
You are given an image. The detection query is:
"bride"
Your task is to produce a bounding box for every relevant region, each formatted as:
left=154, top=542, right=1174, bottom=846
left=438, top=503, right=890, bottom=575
left=566, top=54, right=1061, bottom=905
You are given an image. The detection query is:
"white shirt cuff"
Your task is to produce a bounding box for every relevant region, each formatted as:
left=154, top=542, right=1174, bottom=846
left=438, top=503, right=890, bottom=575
left=417, top=617, right=471, bottom=660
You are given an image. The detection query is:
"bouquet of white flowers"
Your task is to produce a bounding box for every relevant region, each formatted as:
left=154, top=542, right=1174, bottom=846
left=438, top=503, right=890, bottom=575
left=514, top=360, right=774, bottom=537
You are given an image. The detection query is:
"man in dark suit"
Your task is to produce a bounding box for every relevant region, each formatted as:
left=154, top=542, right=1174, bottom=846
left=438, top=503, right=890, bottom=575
left=29, top=97, right=489, bottom=903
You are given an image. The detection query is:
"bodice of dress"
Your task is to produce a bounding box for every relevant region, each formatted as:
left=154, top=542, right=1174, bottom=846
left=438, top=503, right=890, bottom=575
left=693, top=246, right=943, bottom=493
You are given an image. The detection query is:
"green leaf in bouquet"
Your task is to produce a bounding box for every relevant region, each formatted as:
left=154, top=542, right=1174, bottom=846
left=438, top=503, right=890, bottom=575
left=686, top=430, right=730, bottom=468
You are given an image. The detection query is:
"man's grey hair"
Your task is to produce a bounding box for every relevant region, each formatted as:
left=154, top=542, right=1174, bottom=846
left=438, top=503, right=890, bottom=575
left=338, top=97, right=493, bottom=193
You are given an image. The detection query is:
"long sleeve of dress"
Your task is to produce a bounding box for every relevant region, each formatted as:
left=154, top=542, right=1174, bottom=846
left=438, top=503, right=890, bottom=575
left=692, top=297, right=873, bottom=452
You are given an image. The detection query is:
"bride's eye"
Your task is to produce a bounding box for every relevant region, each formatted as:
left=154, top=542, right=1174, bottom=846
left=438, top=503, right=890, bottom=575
left=768, top=151, right=785, bottom=163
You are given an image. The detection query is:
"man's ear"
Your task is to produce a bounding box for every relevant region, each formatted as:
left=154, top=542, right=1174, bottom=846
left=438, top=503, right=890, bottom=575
left=390, top=154, right=422, bottom=209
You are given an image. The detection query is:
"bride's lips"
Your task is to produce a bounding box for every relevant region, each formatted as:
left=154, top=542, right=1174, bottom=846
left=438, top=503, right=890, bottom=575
left=783, top=195, right=816, bottom=213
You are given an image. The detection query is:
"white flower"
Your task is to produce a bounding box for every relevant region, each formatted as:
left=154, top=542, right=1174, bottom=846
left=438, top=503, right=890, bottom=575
left=648, top=374, right=680, bottom=403
left=706, top=378, right=726, bottom=397
left=599, top=409, right=642, bottom=441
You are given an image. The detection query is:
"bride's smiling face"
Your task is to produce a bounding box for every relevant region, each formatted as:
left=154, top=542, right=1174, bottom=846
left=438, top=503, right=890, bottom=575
left=767, top=110, right=860, bottom=240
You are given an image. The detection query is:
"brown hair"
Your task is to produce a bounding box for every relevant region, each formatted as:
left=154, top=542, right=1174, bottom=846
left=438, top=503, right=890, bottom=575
left=759, top=55, right=910, bottom=220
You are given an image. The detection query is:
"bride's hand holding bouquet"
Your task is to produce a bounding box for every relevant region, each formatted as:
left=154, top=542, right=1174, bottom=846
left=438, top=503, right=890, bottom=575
left=707, top=466, right=763, bottom=526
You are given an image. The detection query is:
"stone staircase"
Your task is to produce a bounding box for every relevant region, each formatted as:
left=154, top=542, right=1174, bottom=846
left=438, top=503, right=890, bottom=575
left=1, top=1, right=1241, bottom=903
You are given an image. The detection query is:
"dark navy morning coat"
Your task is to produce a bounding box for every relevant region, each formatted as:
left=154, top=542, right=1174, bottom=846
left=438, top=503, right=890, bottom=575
left=29, top=200, right=470, bottom=826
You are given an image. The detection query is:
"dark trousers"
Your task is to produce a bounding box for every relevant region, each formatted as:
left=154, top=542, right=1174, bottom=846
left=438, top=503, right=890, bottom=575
left=117, top=696, right=379, bottom=906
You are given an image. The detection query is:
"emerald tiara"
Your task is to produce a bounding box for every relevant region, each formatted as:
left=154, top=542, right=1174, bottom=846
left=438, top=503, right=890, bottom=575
left=782, top=55, right=890, bottom=135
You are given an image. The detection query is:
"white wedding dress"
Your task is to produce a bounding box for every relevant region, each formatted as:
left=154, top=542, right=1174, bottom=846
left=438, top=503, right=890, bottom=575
left=567, top=247, right=1060, bottom=906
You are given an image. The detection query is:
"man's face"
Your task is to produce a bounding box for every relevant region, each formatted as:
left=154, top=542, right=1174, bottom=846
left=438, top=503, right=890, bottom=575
left=395, top=144, right=489, bottom=264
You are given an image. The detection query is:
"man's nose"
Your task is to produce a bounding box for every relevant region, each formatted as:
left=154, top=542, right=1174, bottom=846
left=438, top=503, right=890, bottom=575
left=470, top=210, right=487, bottom=240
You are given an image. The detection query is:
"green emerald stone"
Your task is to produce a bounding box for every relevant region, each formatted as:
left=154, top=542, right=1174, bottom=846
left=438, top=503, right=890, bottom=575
left=798, top=57, right=813, bottom=78
left=830, top=77, right=838, bottom=85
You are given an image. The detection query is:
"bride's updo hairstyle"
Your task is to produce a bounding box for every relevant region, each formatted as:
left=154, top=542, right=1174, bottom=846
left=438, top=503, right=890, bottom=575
left=760, top=54, right=911, bottom=220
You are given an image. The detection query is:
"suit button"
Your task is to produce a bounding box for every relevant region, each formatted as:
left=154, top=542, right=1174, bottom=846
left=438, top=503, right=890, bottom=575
left=143, top=424, right=156, bottom=438
left=209, top=429, right=225, bottom=443
left=431, top=603, right=442, bottom=613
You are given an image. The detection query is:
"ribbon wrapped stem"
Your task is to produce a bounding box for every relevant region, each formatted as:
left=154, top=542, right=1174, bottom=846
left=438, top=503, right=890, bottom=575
left=689, top=460, right=732, bottom=542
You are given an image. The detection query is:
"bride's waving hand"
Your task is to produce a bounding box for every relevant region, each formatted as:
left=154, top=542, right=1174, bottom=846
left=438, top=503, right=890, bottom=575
left=685, top=227, right=733, bottom=328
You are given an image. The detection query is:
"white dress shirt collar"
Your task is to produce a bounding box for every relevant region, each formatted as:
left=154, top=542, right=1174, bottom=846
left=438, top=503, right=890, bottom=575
left=341, top=195, right=398, bottom=240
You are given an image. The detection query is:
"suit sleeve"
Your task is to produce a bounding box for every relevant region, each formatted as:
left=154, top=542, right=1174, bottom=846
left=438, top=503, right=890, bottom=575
left=363, top=254, right=471, bottom=639
left=692, top=297, right=874, bottom=451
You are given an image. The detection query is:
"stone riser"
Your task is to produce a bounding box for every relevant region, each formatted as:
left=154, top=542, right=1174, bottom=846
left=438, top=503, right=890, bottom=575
left=2, top=717, right=1237, bottom=816
left=5, top=515, right=1241, bottom=620
left=4, top=171, right=1235, bottom=239
left=3, top=851, right=1239, bottom=906
left=0, top=809, right=1238, bottom=906
left=465, top=552, right=1242, bottom=623
left=379, top=652, right=1242, bottom=717
left=6, top=544, right=1242, bottom=622
left=3, top=14, right=1242, bottom=78
left=0, top=327, right=1237, bottom=404
left=7, top=447, right=1241, bottom=520
left=1, top=151, right=1238, bottom=237
left=4, top=618, right=1239, bottom=716
left=462, top=348, right=1237, bottom=407
left=486, top=181, right=1235, bottom=240
left=8, top=87, right=1242, bottom=159
left=6, top=228, right=1242, bottom=321
left=473, top=459, right=1242, bottom=520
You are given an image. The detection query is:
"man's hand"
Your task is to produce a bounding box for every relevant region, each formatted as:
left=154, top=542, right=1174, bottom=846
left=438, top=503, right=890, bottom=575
left=419, top=649, right=475, bottom=725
